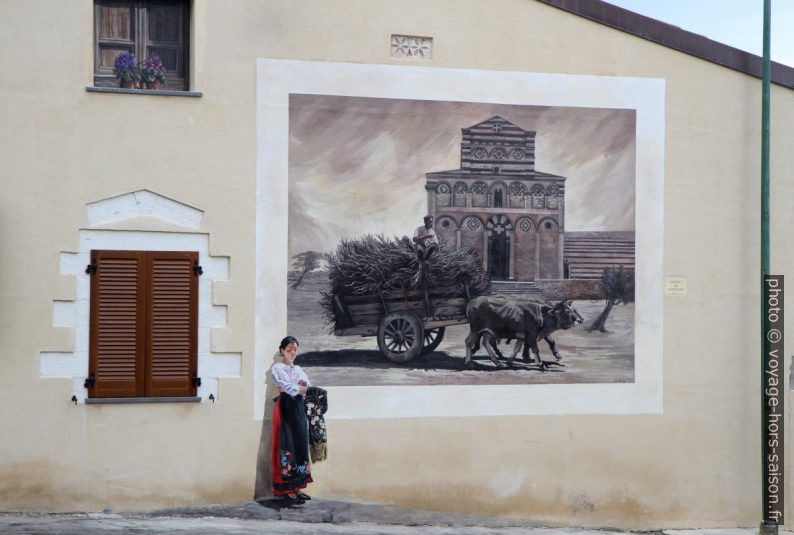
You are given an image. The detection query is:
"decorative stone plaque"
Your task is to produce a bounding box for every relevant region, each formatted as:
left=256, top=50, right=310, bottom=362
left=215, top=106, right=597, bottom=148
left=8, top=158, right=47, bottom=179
left=391, top=35, right=432, bottom=59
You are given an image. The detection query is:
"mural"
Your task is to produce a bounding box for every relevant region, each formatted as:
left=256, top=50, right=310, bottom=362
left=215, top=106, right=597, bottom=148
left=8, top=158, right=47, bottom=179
left=286, top=95, right=636, bottom=387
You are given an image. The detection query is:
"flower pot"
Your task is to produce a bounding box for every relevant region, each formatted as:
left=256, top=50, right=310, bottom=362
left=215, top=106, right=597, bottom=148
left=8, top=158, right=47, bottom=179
left=145, top=80, right=162, bottom=90
left=119, top=79, right=135, bottom=89
left=137, top=80, right=146, bottom=89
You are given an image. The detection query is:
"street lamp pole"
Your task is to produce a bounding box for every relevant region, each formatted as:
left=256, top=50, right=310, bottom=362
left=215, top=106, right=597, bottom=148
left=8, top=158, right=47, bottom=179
left=760, top=1, right=782, bottom=535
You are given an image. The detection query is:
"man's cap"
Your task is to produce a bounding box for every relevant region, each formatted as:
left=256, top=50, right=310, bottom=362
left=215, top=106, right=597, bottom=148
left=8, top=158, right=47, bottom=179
left=423, top=215, right=433, bottom=220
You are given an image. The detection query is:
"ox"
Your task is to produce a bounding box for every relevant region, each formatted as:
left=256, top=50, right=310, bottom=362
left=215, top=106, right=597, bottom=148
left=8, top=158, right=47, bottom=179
left=463, top=296, right=582, bottom=369
left=495, top=295, right=584, bottom=363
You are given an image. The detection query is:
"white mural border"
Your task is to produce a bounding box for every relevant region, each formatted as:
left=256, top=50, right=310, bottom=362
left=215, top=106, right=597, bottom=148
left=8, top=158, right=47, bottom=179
left=255, top=59, right=664, bottom=419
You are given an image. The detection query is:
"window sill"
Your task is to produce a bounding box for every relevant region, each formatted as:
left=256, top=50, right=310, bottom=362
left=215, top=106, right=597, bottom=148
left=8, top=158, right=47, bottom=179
left=86, top=86, right=202, bottom=97
left=85, top=396, right=202, bottom=404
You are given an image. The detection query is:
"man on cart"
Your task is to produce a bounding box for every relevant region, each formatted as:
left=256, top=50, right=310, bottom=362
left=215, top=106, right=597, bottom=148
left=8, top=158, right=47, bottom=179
left=412, top=215, right=439, bottom=260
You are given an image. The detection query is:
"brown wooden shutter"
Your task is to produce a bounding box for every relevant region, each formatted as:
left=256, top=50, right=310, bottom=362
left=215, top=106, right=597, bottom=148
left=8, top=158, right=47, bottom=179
left=145, top=252, right=198, bottom=397
left=89, top=250, right=146, bottom=398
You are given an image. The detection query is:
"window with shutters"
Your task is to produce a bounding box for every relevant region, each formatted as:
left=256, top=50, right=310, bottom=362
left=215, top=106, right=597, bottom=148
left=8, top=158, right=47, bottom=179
left=88, top=250, right=199, bottom=398
left=93, top=0, right=190, bottom=91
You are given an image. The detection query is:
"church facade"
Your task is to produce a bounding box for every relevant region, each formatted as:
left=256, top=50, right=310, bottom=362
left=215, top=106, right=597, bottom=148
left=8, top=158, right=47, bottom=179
left=426, top=116, right=565, bottom=281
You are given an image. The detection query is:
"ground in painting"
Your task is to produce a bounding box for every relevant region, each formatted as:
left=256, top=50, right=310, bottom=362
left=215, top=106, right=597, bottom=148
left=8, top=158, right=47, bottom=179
left=288, top=271, right=634, bottom=386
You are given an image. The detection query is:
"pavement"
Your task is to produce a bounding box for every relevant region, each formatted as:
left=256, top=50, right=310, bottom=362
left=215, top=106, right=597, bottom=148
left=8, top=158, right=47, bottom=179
left=0, top=498, right=790, bottom=534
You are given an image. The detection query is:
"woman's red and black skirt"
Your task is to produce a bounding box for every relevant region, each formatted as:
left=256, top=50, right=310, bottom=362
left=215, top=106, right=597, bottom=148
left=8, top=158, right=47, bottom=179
left=271, top=392, right=313, bottom=496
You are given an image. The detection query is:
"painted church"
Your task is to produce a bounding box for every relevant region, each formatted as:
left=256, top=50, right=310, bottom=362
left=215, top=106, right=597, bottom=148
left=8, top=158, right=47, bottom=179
left=426, top=116, right=566, bottom=281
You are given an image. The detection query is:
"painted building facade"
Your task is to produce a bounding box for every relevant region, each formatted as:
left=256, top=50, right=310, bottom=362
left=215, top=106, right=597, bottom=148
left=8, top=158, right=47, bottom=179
left=427, top=116, right=565, bottom=281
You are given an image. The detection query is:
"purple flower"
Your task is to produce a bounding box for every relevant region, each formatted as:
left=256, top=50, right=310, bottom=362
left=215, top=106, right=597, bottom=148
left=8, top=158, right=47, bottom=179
left=113, top=52, right=139, bottom=81
left=141, top=54, right=164, bottom=72
left=114, top=52, right=137, bottom=69
left=140, top=54, right=167, bottom=83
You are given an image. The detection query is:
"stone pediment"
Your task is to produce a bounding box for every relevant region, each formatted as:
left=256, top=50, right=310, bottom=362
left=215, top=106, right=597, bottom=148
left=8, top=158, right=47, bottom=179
left=463, top=116, right=522, bottom=132
left=85, top=190, right=203, bottom=231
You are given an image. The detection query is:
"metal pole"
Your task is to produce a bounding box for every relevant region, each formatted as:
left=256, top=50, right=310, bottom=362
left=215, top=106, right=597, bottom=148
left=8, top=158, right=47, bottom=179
left=760, top=1, right=776, bottom=533
left=761, top=1, right=771, bottom=276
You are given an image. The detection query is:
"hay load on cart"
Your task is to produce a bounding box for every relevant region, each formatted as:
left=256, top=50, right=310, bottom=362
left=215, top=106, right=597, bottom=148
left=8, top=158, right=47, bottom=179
left=321, top=235, right=489, bottom=363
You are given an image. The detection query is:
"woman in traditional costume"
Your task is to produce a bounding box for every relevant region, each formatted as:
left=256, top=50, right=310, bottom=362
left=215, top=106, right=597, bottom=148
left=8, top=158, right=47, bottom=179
left=270, top=336, right=313, bottom=504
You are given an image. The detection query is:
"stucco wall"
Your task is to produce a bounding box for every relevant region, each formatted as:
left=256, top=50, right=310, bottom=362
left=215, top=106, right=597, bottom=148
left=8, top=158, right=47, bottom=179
left=1, top=0, right=793, bottom=529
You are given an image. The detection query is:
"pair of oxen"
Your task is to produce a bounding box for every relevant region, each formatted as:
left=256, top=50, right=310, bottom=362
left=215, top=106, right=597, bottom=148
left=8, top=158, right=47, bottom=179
left=464, top=296, right=583, bottom=369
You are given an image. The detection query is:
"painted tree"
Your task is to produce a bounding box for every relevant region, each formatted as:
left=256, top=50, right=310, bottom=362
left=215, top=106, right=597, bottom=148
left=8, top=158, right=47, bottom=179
left=587, top=266, right=635, bottom=333
left=291, top=251, right=323, bottom=289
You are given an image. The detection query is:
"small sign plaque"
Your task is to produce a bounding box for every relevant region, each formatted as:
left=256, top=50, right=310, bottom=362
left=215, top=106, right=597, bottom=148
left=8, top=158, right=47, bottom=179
left=664, top=277, right=687, bottom=295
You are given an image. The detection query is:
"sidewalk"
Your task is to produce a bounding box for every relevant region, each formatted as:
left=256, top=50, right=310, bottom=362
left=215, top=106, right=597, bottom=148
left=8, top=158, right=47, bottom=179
left=0, top=498, right=788, bottom=534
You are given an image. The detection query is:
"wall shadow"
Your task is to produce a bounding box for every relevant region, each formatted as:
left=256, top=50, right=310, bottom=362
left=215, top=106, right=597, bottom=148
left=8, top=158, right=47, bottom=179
left=253, top=351, right=283, bottom=500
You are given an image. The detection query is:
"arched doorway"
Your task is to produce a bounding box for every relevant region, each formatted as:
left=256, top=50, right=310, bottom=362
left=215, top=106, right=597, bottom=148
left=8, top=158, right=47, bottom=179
left=489, top=233, right=510, bottom=279
left=486, top=215, right=513, bottom=280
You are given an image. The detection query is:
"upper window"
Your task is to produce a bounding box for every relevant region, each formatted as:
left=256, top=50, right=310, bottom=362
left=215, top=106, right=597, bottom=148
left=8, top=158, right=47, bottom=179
left=93, top=0, right=190, bottom=90
left=493, top=189, right=503, bottom=207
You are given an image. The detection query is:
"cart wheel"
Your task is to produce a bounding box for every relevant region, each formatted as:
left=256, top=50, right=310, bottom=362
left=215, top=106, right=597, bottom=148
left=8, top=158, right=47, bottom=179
left=377, top=311, right=424, bottom=363
left=421, top=327, right=445, bottom=354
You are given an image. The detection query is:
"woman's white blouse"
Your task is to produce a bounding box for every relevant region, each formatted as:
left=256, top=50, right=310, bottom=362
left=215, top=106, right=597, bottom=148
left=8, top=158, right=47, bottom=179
left=271, top=363, right=311, bottom=397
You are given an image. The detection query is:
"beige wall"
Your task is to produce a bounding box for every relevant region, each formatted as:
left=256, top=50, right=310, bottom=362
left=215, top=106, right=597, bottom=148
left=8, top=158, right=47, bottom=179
left=1, top=0, right=793, bottom=529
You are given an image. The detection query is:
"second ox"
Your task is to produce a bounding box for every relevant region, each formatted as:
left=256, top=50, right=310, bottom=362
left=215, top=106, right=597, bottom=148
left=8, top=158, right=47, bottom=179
left=463, top=296, right=583, bottom=369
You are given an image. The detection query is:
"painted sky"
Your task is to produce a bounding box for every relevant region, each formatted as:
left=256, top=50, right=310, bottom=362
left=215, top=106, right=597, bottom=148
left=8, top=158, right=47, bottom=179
left=288, top=95, right=636, bottom=257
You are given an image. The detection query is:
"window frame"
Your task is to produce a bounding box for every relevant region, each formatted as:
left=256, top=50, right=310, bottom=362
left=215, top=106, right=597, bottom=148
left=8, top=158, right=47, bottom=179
left=93, top=0, right=191, bottom=91
left=87, top=249, right=199, bottom=399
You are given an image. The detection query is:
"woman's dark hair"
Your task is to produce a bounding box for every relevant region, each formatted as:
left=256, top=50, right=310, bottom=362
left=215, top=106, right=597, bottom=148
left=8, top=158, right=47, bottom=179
left=279, top=336, right=299, bottom=351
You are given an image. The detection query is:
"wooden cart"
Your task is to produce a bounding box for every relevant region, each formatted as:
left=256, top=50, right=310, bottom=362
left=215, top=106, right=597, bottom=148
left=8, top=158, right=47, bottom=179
left=331, top=284, right=471, bottom=363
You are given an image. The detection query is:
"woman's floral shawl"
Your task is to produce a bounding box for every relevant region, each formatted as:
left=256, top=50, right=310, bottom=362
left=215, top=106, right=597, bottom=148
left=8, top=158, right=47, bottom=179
left=305, top=386, right=328, bottom=463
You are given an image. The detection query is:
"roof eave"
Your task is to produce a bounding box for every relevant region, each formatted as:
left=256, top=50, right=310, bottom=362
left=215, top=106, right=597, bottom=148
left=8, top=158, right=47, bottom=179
left=535, top=0, right=794, bottom=90
left=426, top=169, right=566, bottom=179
